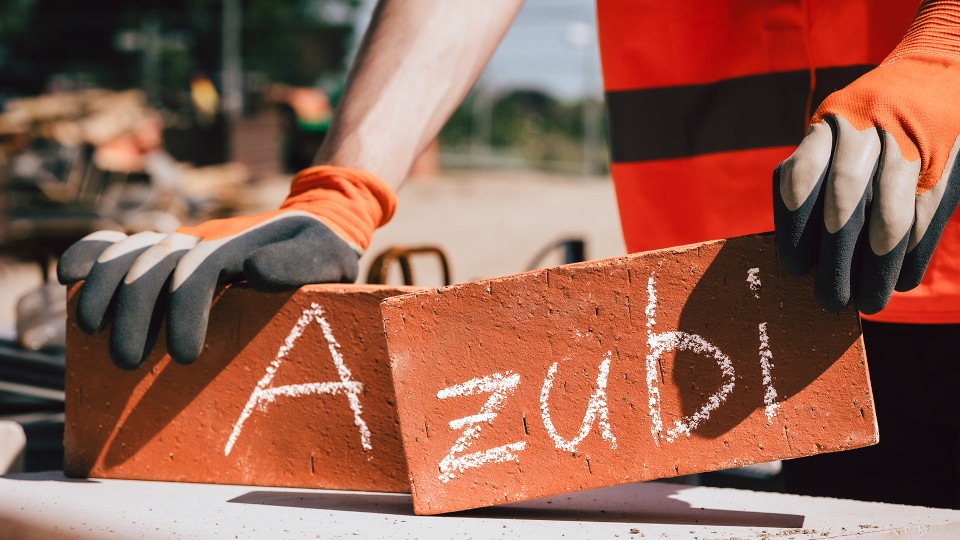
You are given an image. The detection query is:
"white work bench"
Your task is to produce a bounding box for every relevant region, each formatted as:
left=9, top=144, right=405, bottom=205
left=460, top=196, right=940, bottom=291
left=2, top=471, right=960, bottom=539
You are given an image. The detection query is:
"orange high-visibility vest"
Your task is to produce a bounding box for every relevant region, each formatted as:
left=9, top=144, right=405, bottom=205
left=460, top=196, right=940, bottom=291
left=598, top=0, right=960, bottom=323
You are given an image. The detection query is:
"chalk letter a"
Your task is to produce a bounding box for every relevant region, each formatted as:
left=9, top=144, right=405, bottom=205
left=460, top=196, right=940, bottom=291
left=224, top=303, right=371, bottom=456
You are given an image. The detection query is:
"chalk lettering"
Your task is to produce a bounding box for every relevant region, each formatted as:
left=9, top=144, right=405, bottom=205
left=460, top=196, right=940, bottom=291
left=645, top=274, right=664, bottom=443
left=748, top=269, right=780, bottom=421
left=540, top=351, right=617, bottom=452
left=758, top=322, right=779, bottom=420
left=431, top=266, right=782, bottom=474
left=437, top=372, right=525, bottom=483
left=645, top=273, right=736, bottom=442
left=747, top=267, right=762, bottom=299
left=224, top=302, right=371, bottom=456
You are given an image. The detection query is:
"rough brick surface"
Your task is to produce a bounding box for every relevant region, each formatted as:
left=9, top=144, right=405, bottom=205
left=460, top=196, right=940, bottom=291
left=65, top=283, right=418, bottom=492
left=382, top=233, right=878, bottom=515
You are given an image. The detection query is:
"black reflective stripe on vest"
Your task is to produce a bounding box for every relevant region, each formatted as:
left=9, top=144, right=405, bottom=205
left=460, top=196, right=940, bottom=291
left=606, top=65, right=874, bottom=163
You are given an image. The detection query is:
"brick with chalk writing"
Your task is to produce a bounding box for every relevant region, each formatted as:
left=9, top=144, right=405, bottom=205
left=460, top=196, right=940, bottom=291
left=382, top=233, right=878, bottom=515
left=65, top=283, right=418, bottom=492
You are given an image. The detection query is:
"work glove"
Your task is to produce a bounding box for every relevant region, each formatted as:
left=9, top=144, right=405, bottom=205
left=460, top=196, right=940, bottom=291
left=774, top=0, right=960, bottom=314
left=58, top=166, right=396, bottom=369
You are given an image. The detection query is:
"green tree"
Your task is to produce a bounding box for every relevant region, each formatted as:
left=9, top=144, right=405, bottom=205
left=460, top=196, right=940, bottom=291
left=440, top=88, right=608, bottom=173
left=0, top=0, right=360, bottom=102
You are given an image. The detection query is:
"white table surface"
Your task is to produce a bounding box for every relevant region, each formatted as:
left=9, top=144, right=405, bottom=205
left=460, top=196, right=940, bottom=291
left=3, top=471, right=960, bottom=539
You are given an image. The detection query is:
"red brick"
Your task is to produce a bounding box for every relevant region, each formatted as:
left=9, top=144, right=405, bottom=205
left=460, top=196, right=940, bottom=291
left=382, top=233, right=878, bottom=515
left=65, top=283, right=418, bottom=492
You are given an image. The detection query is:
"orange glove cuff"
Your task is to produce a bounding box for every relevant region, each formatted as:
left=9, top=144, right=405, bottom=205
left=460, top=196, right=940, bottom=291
left=280, top=165, right=398, bottom=250
left=175, top=166, right=396, bottom=250
left=893, top=0, right=960, bottom=59
left=811, top=0, right=960, bottom=194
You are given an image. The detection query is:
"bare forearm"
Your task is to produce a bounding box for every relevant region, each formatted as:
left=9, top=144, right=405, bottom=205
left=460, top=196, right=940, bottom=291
left=315, top=0, right=524, bottom=190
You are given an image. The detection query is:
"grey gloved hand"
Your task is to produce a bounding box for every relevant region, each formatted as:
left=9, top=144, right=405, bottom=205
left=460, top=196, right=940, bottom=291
left=773, top=18, right=960, bottom=314
left=57, top=166, right=396, bottom=369
left=58, top=213, right=360, bottom=369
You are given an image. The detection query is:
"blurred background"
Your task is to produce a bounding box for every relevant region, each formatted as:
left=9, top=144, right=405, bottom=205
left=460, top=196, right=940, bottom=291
left=0, top=0, right=628, bottom=475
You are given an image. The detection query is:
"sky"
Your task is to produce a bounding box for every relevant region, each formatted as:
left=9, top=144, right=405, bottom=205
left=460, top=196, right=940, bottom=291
left=484, top=0, right=603, bottom=99
left=353, top=0, right=603, bottom=100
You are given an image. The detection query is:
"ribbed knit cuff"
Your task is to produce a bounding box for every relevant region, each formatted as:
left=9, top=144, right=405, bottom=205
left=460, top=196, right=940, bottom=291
left=890, top=0, right=960, bottom=59
left=281, top=166, right=398, bottom=251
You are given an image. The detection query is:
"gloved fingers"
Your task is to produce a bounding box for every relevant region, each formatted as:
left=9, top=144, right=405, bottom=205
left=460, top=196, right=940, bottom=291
left=813, top=116, right=881, bottom=312
left=854, top=132, right=920, bottom=314
left=75, top=231, right=167, bottom=335
left=109, top=234, right=199, bottom=370
left=897, top=135, right=960, bottom=292
left=774, top=121, right=834, bottom=276
left=57, top=230, right=128, bottom=284
left=165, top=239, right=237, bottom=365
left=244, top=220, right=360, bottom=289
left=165, top=212, right=323, bottom=364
